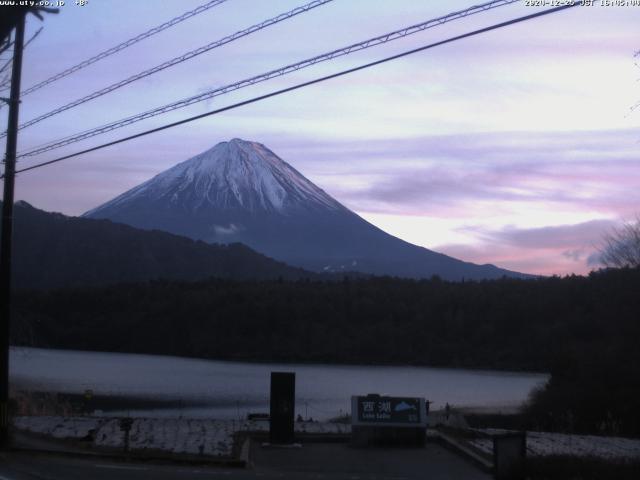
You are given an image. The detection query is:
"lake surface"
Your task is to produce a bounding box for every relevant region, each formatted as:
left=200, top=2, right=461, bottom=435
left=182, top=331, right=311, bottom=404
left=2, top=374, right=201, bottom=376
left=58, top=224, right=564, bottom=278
left=10, top=347, right=548, bottom=420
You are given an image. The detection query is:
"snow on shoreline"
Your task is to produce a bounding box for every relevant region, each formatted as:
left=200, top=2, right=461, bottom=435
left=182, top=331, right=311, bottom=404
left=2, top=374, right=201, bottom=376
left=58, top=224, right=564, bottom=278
left=11, top=347, right=547, bottom=419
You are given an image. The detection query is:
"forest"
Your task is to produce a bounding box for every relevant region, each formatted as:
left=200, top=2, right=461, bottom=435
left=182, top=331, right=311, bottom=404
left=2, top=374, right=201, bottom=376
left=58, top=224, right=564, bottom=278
left=11, top=266, right=640, bottom=436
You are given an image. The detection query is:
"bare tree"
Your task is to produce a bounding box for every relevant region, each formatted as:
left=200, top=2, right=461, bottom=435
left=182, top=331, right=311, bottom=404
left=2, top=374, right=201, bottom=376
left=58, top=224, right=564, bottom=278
left=602, top=52, right=640, bottom=269
left=600, top=217, right=640, bottom=269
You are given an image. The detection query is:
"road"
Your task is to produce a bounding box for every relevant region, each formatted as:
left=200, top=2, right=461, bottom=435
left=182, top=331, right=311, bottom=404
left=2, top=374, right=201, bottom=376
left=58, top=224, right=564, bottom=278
left=0, top=442, right=491, bottom=479
left=0, top=452, right=252, bottom=480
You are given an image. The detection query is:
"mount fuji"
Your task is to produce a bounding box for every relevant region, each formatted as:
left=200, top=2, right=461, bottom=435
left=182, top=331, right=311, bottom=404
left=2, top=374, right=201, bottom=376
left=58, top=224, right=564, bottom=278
left=84, top=138, right=526, bottom=280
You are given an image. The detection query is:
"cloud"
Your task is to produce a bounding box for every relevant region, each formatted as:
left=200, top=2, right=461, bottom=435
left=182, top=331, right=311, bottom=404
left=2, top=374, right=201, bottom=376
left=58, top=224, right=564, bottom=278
left=459, top=220, right=616, bottom=250
left=562, top=249, right=586, bottom=262
left=433, top=219, right=617, bottom=275
left=213, top=223, right=241, bottom=236
left=275, top=129, right=640, bottom=219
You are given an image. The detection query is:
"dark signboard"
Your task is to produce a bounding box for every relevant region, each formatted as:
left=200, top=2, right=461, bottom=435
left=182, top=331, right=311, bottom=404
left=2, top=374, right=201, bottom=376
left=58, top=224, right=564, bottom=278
left=352, top=395, right=427, bottom=427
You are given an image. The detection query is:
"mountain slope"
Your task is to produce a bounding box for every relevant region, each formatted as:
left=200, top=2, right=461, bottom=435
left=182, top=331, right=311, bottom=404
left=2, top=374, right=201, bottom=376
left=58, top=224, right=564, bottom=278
left=85, top=138, right=528, bottom=280
left=4, top=201, right=316, bottom=290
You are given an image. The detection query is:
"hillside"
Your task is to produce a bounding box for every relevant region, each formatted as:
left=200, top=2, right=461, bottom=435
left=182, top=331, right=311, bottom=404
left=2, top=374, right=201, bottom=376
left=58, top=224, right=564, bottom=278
left=2, top=201, right=317, bottom=290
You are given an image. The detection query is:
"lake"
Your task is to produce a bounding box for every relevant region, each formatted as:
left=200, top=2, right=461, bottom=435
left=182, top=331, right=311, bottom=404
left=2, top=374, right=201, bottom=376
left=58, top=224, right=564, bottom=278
left=10, top=347, right=548, bottom=420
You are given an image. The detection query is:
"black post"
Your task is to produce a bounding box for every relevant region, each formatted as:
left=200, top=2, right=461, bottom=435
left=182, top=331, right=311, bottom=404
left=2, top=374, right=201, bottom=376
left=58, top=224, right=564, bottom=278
left=269, top=372, right=295, bottom=444
left=0, top=12, right=26, bottom=448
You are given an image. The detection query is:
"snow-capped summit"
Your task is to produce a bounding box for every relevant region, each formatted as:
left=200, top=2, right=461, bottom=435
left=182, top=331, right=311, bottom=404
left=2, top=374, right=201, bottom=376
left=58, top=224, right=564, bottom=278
left=85, top=138, right=342, bottom=216
left=85, top=139, right=527, bottom=280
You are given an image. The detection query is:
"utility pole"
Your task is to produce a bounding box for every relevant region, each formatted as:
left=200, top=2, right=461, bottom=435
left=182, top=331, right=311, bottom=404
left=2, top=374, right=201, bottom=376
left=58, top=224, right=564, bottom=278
left=0, top=11, right=26, bottom=448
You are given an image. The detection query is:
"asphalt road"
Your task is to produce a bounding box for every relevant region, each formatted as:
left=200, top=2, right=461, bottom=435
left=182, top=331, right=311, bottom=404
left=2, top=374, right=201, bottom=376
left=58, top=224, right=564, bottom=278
left=0, top=442, right=491, bottom=480
left=0, top=452, right=251, bottom=480
left=251, top=441, right=491, bottom=480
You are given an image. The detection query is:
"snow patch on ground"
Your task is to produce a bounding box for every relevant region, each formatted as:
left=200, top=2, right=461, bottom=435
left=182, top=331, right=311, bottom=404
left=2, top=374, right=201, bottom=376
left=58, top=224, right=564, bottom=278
left=15, top=416, right=639, bottom=460
left=13, top=416, right=98, bottom=440
left=13, top=416, right=350, bottom=457
left=469, top=429, right=640, bottom=460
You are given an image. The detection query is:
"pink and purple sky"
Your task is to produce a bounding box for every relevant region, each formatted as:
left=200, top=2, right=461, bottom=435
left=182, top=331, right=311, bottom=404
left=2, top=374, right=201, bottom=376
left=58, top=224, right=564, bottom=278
left=4, top=0, right=640, bottom=276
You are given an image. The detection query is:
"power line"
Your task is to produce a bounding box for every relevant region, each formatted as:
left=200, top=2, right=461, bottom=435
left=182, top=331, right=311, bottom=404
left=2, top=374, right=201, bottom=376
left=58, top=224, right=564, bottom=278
left=9, top=3, right=580, bottom=177
left=2, top=0, right=335, bottom=138
left=16, top=0, right=521, bottom=158
left=16, top=0, right=230, bottom=97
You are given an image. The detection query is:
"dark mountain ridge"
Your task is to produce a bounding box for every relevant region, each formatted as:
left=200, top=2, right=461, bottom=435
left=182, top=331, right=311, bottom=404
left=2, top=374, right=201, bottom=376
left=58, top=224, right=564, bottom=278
left=2, top=201, right=317, bottom=290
